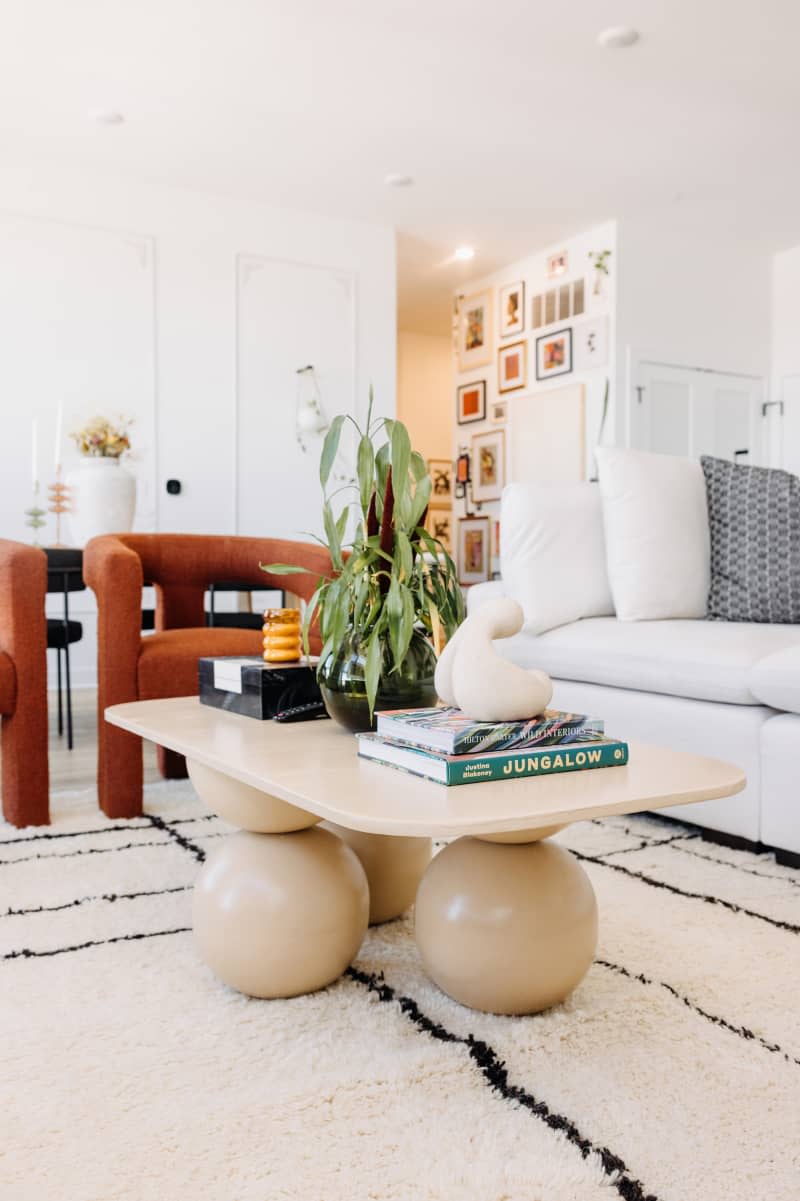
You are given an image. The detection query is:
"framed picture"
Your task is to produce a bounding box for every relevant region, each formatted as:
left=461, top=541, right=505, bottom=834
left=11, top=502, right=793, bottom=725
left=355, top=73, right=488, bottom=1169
left=535, top=328, right=573, bottom=380
left=490, top=399, right=508, bottom=424
left=458, top=289, right=493, bottom=370
left=458, top=516, right=491, bottom=586
left=499, top=280, right=525, bottom=338
left=427, top=458, right=453, bottom=502
left=426, top=507, right=452, bottom=554
left=455, top=451, right=471, bottom=498
left=573, top=316, right=609, bottom=371
left=471, top=429, right=505, bottom=503
left=457, top=380, right=486, bottom=424
left=493, top=519, right=501, bottom=559
left=547, top=250, right=569, bottom=279
left=498, top=340, right=527, bottom=393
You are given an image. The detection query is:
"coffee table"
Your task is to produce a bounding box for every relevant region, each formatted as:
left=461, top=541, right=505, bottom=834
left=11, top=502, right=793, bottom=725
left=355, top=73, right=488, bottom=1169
left=106, top=698, right=745, bottom=1014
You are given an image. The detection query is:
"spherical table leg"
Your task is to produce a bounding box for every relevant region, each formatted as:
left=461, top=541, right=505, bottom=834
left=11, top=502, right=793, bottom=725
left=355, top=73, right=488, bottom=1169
left=187, top=760, right=318, bottom=831
left=321, top=823, right=432, bottom=924
left=414, top=836, right=597, bottom=1014
left=193, top=827, right=369, bottom=998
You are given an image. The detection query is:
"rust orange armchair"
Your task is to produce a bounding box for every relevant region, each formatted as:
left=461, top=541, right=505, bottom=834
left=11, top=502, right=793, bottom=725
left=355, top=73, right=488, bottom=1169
left=0, top=540, right=49, bottom=827
left=83, top=534, right=331, bottom=819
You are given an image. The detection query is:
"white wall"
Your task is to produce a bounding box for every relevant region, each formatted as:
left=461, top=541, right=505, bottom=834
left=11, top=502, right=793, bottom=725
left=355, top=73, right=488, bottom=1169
left=453, top=221, right=617, bottom=570
left=616, top=220, right=771, bottom=451
left=397, top=330, right=452, bottom=462
left=771, top=244, right=800, bottom=476
left=0, top=164, right=396, bottom=685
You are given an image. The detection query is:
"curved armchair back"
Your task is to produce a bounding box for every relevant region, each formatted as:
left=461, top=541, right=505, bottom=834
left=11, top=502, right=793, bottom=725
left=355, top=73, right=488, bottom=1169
left=0, top=540, right=48, bottom=825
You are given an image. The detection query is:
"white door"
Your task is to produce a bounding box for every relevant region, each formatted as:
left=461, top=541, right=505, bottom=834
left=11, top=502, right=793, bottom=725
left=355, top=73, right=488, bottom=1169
left=629, top=361, right=764, bottom=464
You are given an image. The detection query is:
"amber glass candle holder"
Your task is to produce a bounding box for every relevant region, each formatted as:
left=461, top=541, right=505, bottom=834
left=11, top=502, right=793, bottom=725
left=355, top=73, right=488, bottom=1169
left=262, top=607, right=302, bottom=664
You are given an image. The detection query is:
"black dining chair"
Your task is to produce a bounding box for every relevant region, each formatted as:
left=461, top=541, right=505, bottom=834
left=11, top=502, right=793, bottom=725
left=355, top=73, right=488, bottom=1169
left=45, top=547, right=86, bottom=750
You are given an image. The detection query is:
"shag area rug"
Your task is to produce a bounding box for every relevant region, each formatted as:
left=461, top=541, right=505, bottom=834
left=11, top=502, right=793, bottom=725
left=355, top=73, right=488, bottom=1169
left=1, top=781, right=798, bottom=1201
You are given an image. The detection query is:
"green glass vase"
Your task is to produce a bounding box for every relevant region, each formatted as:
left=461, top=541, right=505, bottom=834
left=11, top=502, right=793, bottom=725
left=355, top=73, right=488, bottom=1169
left=318, top=627, right=438, bottom=733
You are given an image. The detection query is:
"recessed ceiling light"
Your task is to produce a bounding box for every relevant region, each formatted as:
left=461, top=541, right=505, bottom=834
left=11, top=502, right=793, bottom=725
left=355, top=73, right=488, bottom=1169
left=88, top=108, right=125, bottom=125
left=597, top=26, right=640, bottom=49
left=454, top=246, right=475, bottom=262
left=384, top=173, right=414, bottom=188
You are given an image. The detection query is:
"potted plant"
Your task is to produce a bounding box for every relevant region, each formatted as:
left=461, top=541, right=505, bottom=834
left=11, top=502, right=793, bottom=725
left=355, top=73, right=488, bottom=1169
left=67, top=415, right=136, bottom=547
left=263, top=394, right=464, bottom=731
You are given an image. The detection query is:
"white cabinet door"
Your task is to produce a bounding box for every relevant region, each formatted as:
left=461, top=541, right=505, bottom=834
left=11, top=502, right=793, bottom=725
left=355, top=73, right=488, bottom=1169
left=630, top=361, right=764, bottom=463
left=776, top=375, right=800, bottom=477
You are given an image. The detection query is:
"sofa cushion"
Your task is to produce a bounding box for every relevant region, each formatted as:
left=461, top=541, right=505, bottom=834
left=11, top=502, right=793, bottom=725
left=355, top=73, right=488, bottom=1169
left=498, top=617, right=800, bottom=705
left=0, top=651, right=15, bottom=714
left=596, top=447, right=710, bottom=621
left=500, top=481, right=614, bottom=634
left=750, top=646, right=800, bottom=715
left=701, top=454, right=800, bottom=623
left=138, top=628, right=263, bottom=700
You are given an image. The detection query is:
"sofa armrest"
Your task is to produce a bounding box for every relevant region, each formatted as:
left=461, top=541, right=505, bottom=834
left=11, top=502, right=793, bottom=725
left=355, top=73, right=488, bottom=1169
left=466, top=579, right=507, bottom=617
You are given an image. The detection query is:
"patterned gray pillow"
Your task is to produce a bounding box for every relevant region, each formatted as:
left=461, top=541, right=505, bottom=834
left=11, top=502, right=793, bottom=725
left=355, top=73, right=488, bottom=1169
left=701, top=455, right=800, bottom=623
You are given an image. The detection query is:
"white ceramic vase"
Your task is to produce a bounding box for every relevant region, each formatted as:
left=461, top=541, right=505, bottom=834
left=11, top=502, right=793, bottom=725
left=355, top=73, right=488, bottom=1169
left=66, top=457, right=136, bottom=547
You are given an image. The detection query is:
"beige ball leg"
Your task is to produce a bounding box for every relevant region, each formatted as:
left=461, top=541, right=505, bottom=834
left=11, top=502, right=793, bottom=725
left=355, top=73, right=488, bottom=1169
left=193, top=827, right=369, bottom=998
left=414, top=836, right=597, bottom=1015
left=187, top=760, right=318, bottom=831
left=322, top=823, right=432, bottom=924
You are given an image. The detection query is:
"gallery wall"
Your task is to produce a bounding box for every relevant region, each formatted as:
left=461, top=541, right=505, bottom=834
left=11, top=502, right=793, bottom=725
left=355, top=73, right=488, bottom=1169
left=451, top=220, right=617, bottom=581
left=0, top=164, right=396, bottom=684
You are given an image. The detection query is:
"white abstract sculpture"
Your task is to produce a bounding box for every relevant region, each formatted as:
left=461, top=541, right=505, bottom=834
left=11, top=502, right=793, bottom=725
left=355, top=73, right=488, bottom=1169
left=434, top=598, right=553, bottom=721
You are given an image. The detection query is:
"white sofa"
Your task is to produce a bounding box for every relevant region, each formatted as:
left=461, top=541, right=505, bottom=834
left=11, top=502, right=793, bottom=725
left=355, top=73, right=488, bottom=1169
left=469, top=464, right=800, bottom=860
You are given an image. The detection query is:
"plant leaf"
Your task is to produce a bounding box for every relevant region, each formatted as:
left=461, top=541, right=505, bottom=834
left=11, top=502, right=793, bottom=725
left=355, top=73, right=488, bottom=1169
left=319, top=414, right=346, bottom=488
left=356, top=433, right=375, bottom=516
left=410, top=451, right=427, bottom=482
left=408, top=475, right=432, bottom=530
left=259, top=562, right=313, bottom=575
left=365, top=625, right=382, bottom=719
left=394, top=530, right=413, bottom=582
left=390, top=421, right=411, bottom=508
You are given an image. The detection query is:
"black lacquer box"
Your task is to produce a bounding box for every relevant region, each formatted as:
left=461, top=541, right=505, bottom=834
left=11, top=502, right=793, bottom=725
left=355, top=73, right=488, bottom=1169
left=198, top=656, right=322, bottom=720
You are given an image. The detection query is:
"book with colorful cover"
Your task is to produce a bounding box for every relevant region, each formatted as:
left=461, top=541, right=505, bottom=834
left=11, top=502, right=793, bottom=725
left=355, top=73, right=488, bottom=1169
left=375, top=706, right=604, bottom=756
left=357, top=733, right=628, bottom=786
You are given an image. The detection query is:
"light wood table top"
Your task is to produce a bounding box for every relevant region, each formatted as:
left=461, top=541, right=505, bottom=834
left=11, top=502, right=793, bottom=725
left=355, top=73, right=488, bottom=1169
left=106, top=697, right=746, bottom=839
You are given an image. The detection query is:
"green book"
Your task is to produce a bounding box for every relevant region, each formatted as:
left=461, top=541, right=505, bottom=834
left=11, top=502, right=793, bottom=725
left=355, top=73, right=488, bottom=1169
left=357, top=733, right=628, bottom=786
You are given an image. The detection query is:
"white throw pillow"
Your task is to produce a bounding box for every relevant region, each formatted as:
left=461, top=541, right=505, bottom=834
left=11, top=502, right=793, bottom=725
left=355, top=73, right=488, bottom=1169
left=500, top=481, right=615, bottom=634
left=595, top=447, right=710, bottom=621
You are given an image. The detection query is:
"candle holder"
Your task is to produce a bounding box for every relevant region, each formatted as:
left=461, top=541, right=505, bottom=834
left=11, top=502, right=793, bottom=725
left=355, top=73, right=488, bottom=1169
left=47, top=468, right=71, bottom=547
left=25, top=483, right=47, bottom=546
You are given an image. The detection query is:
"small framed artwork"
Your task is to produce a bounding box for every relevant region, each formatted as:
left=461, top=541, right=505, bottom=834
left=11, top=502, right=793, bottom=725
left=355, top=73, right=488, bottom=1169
left=458, top=289, right=493, bottom=371
left=493, top=519, right=501, bottom=559
left=427, top=458, right=453, bottom=502
left=472, top=429, right=505, bottom=503
left=490, top=399, right=508, bottom=423
left=457, top=380, right=487, bottom=424
left=498, top=340, right=527, bottom=393
left=535, top=328, right=573, bottom=380
left=499, top=280, right=525, bottom=338
left=426, top=507, right=453, bottom=554
left=547, top=250, right=568, bottom=279
left=458, top=515, right=491, bottom=586
left=455, top=451, right=471, bottom=498
left=573, top=316, right=609, bottom=371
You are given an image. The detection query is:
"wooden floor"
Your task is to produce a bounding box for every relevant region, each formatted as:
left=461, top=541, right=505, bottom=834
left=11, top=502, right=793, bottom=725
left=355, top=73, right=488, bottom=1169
left=48, top=688, right=160, bottom=794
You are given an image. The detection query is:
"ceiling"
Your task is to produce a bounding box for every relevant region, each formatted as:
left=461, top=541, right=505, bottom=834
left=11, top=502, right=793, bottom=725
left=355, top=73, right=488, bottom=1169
left=1, top=0, right=799, bottom=335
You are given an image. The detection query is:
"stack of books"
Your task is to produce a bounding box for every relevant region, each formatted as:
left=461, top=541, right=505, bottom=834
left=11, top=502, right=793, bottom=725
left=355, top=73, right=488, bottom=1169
left=357, top=707, right=628, bottom=786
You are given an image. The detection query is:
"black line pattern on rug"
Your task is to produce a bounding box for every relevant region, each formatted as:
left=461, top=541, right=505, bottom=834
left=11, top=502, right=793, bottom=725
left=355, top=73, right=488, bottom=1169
left=666, top=841, right=800, bottom=888
left=346, top=966, right=660, bottom=1201
left=596, top=959, right=800, bottom=1068
left=572, top=850, right=800, bottom=934
left=147, top=815, right=208, bottom=862
left=1, top=926, right=191, bottom=961
left=0, top=820, right=151, bottom=847
left=593, top=832, right=701, bottom=857
left=0, top=838, right=172, bottom=867
left=2, top=884, right=192, bottom=919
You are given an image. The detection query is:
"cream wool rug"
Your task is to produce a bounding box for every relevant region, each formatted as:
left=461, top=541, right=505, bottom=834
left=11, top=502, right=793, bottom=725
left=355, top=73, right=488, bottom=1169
left=1, top=782, right=798, bottom=1201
